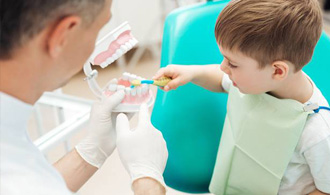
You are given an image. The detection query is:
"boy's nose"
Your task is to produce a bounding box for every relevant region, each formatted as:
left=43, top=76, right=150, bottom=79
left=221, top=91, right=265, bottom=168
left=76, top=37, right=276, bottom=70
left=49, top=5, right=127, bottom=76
left=220, top=61, right=230, bottom=75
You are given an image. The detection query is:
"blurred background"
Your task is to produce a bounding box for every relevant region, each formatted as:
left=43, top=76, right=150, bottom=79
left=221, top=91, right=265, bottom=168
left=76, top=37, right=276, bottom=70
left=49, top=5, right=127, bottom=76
left=28, top=0, right=330, bottom=194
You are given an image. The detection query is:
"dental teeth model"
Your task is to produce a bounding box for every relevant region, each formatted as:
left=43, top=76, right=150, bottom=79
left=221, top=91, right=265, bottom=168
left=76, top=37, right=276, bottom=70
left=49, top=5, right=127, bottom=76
left=83, top=22, right=153, bottom=112
left=103, top=72, right=154, bottom=112
left=90, top=22, right=138, bottom=68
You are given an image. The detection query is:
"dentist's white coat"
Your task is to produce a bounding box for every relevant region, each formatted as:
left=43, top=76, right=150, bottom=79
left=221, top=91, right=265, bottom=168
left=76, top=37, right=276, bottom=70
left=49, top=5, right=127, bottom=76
left=0, top=92, right=71, bottom=195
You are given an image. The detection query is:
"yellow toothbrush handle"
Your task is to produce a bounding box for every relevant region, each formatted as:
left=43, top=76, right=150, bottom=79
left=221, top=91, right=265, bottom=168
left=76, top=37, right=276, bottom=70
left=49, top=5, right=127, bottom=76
left=131, top=80, right=141, bottom=86
left=153, top=77, right=172, bottom=87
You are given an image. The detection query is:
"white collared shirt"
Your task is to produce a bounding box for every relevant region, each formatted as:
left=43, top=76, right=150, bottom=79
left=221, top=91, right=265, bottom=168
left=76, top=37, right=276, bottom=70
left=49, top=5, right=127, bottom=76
left=0, top=92, right=72, bottom=195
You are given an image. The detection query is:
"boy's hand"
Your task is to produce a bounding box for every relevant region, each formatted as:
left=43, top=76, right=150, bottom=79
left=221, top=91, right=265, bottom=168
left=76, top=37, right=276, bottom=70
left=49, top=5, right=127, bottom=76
left=154, top=64, right=224, bottom=93
left=153, top=64, right=196, bottom=91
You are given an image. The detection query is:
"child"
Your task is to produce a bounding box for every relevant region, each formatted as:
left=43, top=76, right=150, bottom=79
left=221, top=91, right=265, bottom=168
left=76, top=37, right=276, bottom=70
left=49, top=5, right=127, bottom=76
left=153, top=0, right=330, bottom=194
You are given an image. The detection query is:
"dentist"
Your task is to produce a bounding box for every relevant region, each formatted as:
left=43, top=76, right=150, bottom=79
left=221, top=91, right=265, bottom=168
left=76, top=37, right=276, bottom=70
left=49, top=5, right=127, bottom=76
left=0, top=0, right=168, bottom=194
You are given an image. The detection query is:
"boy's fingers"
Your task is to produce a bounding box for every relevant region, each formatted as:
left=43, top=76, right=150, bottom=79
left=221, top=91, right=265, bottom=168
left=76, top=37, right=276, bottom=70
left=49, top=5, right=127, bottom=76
left=164, top=86, right=170, bottom=91
left=107, top=78, right=118, bottom=85
left=166, top=79, right=181, bottom=90
left=153, top=66, right=176, bottom=80
left=153, top=68, right=166, bottom=80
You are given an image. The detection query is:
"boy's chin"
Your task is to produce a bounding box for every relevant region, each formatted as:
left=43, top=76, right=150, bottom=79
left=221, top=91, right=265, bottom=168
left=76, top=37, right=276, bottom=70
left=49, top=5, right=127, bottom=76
left=236, top=86, right=263, bottom=95
left=237, top=88, right=249, bottom=94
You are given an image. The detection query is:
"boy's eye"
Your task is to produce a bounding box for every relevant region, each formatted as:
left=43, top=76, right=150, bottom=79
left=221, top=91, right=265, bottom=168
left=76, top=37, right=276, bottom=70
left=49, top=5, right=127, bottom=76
left=228, top=62, right=237, bottom=68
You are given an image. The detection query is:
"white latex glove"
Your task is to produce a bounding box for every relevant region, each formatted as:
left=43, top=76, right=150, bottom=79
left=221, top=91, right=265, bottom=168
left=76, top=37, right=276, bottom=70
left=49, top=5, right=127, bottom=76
left=75, top=90, right=125, bottom=168
left=116, top=104, right=168, bottom=189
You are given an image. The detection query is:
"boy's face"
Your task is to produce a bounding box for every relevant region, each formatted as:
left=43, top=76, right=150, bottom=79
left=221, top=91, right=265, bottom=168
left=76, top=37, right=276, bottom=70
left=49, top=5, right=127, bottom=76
left=219, top=46, right=276, bottom=94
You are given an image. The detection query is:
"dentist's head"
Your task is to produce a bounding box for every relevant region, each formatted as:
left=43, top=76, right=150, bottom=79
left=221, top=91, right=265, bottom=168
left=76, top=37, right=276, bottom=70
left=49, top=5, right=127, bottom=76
left=0, top=0, right=112, bottom=104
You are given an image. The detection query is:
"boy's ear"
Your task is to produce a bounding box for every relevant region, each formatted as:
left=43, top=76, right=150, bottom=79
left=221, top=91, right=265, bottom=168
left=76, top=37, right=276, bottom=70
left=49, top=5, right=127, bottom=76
left=46, top=16, right=82, bottom=58
left=271, top=61, right=289, bottom=81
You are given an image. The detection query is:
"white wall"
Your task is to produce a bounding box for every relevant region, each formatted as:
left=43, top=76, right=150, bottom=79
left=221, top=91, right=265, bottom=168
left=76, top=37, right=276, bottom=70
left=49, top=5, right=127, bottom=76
left=98, top=0, right=164, bottom=45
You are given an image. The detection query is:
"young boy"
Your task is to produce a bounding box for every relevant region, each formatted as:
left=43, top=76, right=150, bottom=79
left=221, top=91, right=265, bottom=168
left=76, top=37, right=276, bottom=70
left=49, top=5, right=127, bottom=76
left=153, top=0, right=330, bottom=194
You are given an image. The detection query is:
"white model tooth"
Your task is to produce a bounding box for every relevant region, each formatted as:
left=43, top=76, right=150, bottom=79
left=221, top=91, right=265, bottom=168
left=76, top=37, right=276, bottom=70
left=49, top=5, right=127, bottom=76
left=112, top=53, right=118, bottom=60
left=106, top=57, right=114, bottom=64
left=117, top=85, right=125, bottom=91
left=125, top=87, right=131, bottom=95
left=122, top=74, right=129, bottom=81
left=128, top=39, right=134, bottom=46
left=108, top=78, right=118, bottom=84
left=125, top=42, right=133, bottom=50
left=100, top=62, right=108, bottom=68
left=137, top=76, right=143, bottom=80
left=116, top=49, right=124, bottom=57
left=108, top=84, right=117, bottom=92
left=128, top=74, right=136, bottom=81
left=129, top=39, right=135, bottom=47
left=121, top=45, right=128, bottom=52
left=129, top=39, right=138, bottom=46
left=131, top=74, right=138, bottom=79
left=122, top=48, right=128, bottom=55
left=131, top=88, right=137, bottom=96
left=137, top=87, right=142, bottom=96
left=142, top=86, right=148, bottom=94
left=123, top=72, right=130, bottom=80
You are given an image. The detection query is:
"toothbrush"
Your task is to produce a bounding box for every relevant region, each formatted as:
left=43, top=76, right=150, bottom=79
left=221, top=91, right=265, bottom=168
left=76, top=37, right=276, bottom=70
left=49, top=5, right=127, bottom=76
left=131, top=77, right=172, bottom=88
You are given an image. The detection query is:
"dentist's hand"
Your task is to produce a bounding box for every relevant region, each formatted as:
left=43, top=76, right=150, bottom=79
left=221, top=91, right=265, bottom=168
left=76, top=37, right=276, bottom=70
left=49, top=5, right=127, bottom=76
left=116, top=104, right=168, bottom=189
left=75, top=90, right=125, bottom=168
left=153, top=64, right=198, bottom=91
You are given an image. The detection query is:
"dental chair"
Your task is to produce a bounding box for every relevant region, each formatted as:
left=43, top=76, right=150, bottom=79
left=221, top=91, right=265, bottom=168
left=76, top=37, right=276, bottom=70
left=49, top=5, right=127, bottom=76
left=151, top=0, right=330, bottom=193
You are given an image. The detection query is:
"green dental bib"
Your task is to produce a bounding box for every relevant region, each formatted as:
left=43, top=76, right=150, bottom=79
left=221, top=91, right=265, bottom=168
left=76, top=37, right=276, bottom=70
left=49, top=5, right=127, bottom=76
left=209, top=85, right=314, bottom=195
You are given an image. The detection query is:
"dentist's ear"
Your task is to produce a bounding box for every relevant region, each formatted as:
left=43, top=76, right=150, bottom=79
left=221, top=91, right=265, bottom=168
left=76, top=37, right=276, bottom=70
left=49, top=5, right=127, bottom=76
left=46, top=16, right=82, bottom=58
left=271, top=61, right=290, bottom=81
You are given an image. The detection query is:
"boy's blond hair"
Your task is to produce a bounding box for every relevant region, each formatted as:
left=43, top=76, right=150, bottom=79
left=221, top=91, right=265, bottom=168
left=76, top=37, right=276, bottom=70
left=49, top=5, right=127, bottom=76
left=215, top=0, right=323, bottom=71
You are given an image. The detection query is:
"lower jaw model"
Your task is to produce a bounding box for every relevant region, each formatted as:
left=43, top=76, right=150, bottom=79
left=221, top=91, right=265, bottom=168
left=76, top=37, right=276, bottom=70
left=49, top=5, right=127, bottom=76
left=83, top=22, right=154, bottom=112
left=103, top=72, right=154, bottom=112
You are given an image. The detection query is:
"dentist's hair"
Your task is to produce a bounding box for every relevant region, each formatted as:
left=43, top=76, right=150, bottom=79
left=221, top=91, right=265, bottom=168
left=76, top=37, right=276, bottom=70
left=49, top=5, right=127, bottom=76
left=0, top=0, right=106, bottom=59
left=215, top=0, right=323, bottom=72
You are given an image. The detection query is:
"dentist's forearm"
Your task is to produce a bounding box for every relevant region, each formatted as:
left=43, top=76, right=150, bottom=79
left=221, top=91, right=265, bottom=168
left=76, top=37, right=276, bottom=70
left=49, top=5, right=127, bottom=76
left=191, top=65, right=225, bottom=93
left=54, top=149, right=98, bottom=192
left=132, top=177, right=166, bottom=195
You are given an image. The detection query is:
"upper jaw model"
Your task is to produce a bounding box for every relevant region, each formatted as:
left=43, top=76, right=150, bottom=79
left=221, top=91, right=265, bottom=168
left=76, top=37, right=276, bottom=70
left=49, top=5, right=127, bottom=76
left=83, top=22, right=154, bottom=112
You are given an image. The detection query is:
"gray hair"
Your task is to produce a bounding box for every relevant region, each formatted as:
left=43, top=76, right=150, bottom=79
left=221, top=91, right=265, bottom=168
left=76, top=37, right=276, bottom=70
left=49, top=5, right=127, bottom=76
left=0, top=0, right=106, bottom=59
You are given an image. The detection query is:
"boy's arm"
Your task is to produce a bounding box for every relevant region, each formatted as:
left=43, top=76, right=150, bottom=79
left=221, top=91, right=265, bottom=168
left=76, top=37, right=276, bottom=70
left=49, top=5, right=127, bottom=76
left=304, top=136, right=330, bottom=194
left=191, top=65, right=225, bottom=93
left=153, top=64, right=226, bottom=93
